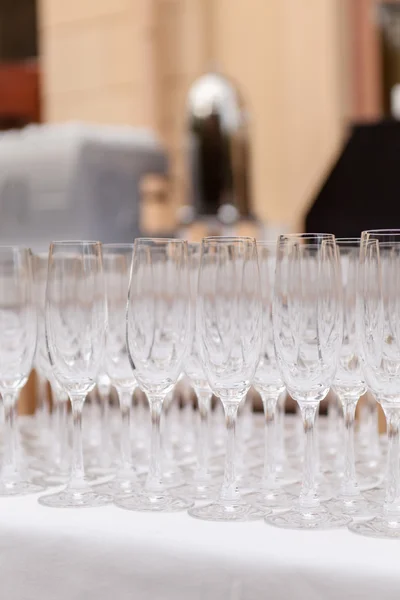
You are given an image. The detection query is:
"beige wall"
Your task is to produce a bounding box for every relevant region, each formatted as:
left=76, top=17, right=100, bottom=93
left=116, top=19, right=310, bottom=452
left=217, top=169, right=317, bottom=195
left=213, top=0, right=348, bottom=230
left=38, top=0, right=159, bottom=127
left=38, top=0, right=350, bottom=232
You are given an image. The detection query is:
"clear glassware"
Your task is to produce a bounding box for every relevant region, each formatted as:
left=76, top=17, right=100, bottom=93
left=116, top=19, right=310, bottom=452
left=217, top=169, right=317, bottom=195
left=356, top=391, right=382, bottom=475
left=350, top=230, right=400, bottom=538
left=38, top=241, right=111, bottom=508
left=115, top=238, right=193, bottom=512
left=99, top=243, right=139, bottom=496
left=246, top=241, right=296, bottom=510
left=30, top=253, right=71, bottom=482
left=325, top=239, right=379, bottom=518
left=274, top=391, right=297, bottom=479
left=31, top=253, right=52, bottom=444
left=86, top=373, right=116, bottom=477
left=180, top=243, right=219, bottom=500
left=0, top=247, right=42, bottom=495
left=266, top=233, right=350, bottom=530
left=188, top=236, right=266, bottom=521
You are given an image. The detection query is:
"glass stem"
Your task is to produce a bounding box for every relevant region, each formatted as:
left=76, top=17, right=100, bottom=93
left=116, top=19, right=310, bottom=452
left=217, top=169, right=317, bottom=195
left=383, top=408, right=400, bottom=520
left=261, top=392, right=278, bottom=487
left=53, top=392, right=69, bottom=469
left=368, top=399, right=380, bottom=459
left=195, top=390, right=212, bottom=480
left=146, top=396, right=163, bottom=491
left=118, top=389, right=134, bottom=474
left=327, top=395, right=339, bottom=446
left=36, top=372, right=49, bottom=429
left=299, top=402, right=319, bottom=510
left=314, top=410, right=320, bottom=475
left=220, top=402, right=240, bottom=503
left=69, top=395, right=87, bottom=490
left=339, top=395, right=359, bottom=497
left=59, top=397, right=69, bottom=469
left=1, top=392, right=19, bottom=479
left=275, top=392, right=286, bottom=466
left=99, top=387, right=111, bottom=465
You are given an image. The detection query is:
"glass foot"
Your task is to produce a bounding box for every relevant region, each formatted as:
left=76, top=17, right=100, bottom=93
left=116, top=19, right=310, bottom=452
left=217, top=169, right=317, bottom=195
left=266, top=507, right=351, bottom=530
left=85, top=464, right=116, bottom=478
left=245, top=488, right=295, bottom=511
left=38, top=487, right=112, bottom=508
left=140, top=469, right=185, bottom=489
left=285, top=480, right=333, bottom=502
left=356, top=457, right=383, bottom=477
left=115, top=490, right=193, bottom=512
left=93, top=478, right=140, bottom=496
left=357, top=474, right=383, bottom=492
left=363, top=486, right=386, bottom=503
left=33, top=473, right=70, bottom=488
left=235, top=473, right=260, bottom=490
left=349, top=518, right=400, bottom=539
left=274, top=464, right=301, bottom=486
left=325, top=495, right=379, bottom=519
left=0, top=480, right=43, bottom=496
left=188, top=500, right=268, bottom=522
left=173, top=480, right=219, bottom=501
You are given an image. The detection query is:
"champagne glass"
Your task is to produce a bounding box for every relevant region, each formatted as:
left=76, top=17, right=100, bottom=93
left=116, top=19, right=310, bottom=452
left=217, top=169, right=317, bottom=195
left=39, top=241, right=111, bottom=508
left=115, top=238, right=193, bottom=512
left=180, top=243, right=218, bottom=500
left=266, top=233, right=350, bottom=529
left=100, top=243, right=138, bottom=495
left=188, top=237, right=265, bottom=521
left=31, top=253, right=71, bottom=484
left=87, top=373, right=117, bottom=476
left=326, top=239, right=379, bottom=518
left=350, top=230, right=400, bottom=538
left=0, top=247, right=41, bottom=495
left=246, top=241, right=296, bottom=510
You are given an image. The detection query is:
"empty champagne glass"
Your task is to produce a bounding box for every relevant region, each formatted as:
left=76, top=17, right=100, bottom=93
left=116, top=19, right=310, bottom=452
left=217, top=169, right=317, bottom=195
left=180, top=243, right=218, bottom=500
left=87, top=373, right=116, bottom=476
left=100, top=243, right=138, bottom=495
left=0, top=247, right=41, bottom=495
left=266, top=234, right=350, bottom=529
left=246, top=241, right=296, bottom=510
left=115, top=238, right=193, bottom=512
left=325, top=239, right=379, bottom=519
left=350, top=230, right=400, bottom=538
left=32, top=253, right=52, bottom=442
left=39, top=241, right=111, bottom=508
left=31, top=253, right=71, bottom=484
left=188, top=237, right=265, bottom=521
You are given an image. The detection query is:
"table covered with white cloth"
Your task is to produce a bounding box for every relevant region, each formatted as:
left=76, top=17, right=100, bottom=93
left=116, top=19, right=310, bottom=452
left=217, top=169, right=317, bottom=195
left=1, top=495, right=399, bottom=600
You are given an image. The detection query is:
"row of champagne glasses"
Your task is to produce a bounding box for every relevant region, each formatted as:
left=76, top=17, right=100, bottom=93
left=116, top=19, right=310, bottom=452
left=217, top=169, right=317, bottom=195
left=0, top=233, right=395, bottom=538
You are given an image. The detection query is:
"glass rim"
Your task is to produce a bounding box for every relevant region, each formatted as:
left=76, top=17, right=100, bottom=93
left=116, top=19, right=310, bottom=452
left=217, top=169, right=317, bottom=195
left=256, top=240, right=277, bottom=246
left=134, top=237, right=185, bottom=244
left=280, top=242, right=335, bottom=248
left=50, top=240, right=101, bottom=246
left=362, top=229, right=400, bottom=235
left=102, top=243, right=134, bottom=250
left=361, top=230, right=400, bottom=243
left=277, top=233, right=336, bottom=244
left=278, top=232, right=335, bottom=238
left=335, top=238, right=361, bottom=249
left=0, top=245, right=31, bottom=251
left=202, top=236, right=256, bottom=243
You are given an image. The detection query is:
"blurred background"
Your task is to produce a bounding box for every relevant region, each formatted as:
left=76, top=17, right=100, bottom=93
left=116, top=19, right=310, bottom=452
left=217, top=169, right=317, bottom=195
left=1, top=0, right=400, bottom=246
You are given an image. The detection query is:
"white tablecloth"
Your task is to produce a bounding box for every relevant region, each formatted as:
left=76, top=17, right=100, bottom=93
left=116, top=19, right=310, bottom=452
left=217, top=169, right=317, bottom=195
left=0, top=495, right=399, bottom=600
